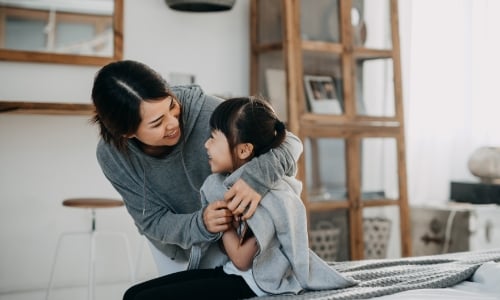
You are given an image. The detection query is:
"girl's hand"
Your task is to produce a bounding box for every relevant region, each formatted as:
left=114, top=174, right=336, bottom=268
left=224, top=179, right=262, bottom=220
left=231, top=215, right=240, bottom=229
left=203, top=200, right=232, bottom=233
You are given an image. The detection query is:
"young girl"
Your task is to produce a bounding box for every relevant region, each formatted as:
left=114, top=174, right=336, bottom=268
left=123, top=97, right=356, bottom=300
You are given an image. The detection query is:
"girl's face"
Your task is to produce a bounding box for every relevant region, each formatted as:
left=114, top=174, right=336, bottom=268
left=204, top=130, right=234, bottom=173
left=131, top=96, right=181, bottom=147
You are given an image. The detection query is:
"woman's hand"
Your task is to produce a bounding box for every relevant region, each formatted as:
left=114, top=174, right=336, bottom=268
left=203, top=200, right=232, bottom=233
left=224, top=179, right=262, bottom=220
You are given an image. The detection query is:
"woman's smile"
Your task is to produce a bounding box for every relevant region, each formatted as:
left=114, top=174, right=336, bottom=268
left=164, top=128, right=180, bottom=139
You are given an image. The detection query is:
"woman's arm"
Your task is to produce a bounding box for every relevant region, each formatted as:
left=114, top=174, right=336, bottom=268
left=225, top=131, right=303, bottom=219
left=241, top=131, right=303, bottom=192
left=97, top=141, right=221, bottom=250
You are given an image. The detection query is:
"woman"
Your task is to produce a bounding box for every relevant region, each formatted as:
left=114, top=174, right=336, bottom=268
left=122, top=97, right=355, bottom=300
left=91, top=60, right=302, bottom=274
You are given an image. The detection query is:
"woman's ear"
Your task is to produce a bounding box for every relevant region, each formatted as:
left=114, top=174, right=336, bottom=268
left=236, top=143, right=254, bottom=160
left=123, top=133, right=135, bottom=139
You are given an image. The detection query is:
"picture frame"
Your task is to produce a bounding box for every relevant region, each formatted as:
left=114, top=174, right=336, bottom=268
left=304, top=75, right=342, bottom=114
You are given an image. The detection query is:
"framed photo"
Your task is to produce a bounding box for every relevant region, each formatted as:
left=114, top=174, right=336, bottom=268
left=304, top=75, right=342, bottom=114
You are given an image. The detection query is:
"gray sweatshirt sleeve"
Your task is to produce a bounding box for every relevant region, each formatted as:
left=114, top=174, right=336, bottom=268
left=96, top=142, right=218, bottom=253
left=240, top=131, right=303, bottom=196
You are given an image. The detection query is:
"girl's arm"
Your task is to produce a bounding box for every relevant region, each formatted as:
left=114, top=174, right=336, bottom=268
left=221, top=222, right=259, bottom=271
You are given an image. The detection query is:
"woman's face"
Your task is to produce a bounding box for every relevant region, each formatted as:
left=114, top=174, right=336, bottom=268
left=131, top=96, right=182, bottom=147
left=204, top=130, right=233, bottom=173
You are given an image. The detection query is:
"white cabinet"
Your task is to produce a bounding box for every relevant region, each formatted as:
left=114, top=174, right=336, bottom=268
left=468, top=204, right=500, bottom=251
left=411, top=203, right=500, bottom=256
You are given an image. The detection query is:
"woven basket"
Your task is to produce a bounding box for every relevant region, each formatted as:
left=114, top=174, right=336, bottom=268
left=310, top=220, right=341, bottom=261
left=363, top=217, right=392, bottom=259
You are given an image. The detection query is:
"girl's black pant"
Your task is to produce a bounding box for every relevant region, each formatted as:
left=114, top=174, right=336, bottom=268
left=123, top=266, right=257, bottom=300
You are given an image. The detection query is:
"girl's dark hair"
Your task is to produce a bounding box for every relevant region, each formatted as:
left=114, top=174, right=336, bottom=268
left=91, top=60, right=174, bottom=152
left=209, top=96, right=286, bottom=165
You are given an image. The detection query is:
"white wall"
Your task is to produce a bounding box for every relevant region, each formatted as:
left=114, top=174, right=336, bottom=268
left=0, top=0, right=250, bottom=294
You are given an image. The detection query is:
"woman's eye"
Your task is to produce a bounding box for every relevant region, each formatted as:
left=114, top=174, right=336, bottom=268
left=170, top=99, right=177, bottom=109
left=152, top=122, right=162, bottom=128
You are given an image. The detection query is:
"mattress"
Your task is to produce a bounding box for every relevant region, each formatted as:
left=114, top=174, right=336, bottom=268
left=250, top=248, right=500, bottom=300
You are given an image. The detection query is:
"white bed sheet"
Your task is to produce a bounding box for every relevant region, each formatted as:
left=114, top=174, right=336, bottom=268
left=373, top=261, right=500, bottom=300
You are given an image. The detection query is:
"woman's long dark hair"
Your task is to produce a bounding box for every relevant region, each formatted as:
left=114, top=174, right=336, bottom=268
left=209, top=96, right=286, bottom=168
left=91, top=60, right=175, bottom=152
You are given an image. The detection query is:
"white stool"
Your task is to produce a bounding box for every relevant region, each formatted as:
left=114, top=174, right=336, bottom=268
left=45, top=198, right=135, bottom=300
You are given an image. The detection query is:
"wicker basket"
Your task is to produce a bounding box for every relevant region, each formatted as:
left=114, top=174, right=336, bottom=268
left=363, top=217, right=392, bottom=259
left=310, top=220, right=341, bottom=261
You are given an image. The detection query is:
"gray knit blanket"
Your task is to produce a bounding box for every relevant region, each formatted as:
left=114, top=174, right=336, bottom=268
left=251, top=248, right=500, bottom=300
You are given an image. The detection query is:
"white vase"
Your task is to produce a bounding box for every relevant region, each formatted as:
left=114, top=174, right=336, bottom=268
left=468, top=146, right=500, bottom=184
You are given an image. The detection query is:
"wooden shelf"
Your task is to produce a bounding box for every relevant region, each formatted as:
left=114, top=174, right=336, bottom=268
left=353, top=48, right=393, bottom=59
left=0, top=101, right=94, bottom=115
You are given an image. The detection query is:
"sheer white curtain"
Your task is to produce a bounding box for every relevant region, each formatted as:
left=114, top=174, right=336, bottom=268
left=400, top=0, right=500, bottom=206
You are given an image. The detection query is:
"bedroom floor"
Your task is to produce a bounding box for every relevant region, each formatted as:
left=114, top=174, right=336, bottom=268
left=0, top=282, right=129, bottom=300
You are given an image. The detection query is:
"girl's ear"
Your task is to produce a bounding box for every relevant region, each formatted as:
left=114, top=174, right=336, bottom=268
left=236, top=143, right=254, bottom=160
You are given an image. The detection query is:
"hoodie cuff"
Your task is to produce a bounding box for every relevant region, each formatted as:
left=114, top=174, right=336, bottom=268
left=197, top=207, right=222, bottom=241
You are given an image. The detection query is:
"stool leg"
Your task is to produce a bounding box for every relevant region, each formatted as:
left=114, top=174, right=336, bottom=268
left=121, top=232, right=136, bottom=283
left=47, top=220, right=134, bottom=300
left=87, top=208, right=97, bottom=300
left=94, top=231, right=136, bottom=283
left=134, top=237, right=146, bottom=281
left=88, top=224, right=96, bottom=300
left=46, top=231, right=89, bottom=300
left=46, top=232, right=65, bottom=300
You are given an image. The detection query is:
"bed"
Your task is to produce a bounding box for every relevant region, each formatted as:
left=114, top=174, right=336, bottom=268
left=251, top=248, right=500, bottom=299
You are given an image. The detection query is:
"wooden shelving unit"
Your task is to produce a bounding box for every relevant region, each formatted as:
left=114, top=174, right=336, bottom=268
left=250, top=0, right=411, bottom=260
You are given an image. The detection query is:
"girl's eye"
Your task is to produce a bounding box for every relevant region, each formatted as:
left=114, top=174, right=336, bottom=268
left=152, top=121, right=162, bottom=128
